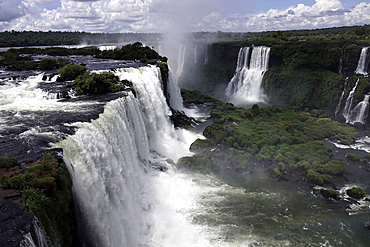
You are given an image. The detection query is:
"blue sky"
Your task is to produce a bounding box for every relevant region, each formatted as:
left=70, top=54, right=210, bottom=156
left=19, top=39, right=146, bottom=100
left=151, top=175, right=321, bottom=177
left=0, top=0, right=369, bottom=32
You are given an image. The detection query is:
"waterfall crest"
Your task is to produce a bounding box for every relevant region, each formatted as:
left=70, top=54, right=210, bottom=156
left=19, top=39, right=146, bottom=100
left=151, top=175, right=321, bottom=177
left=355, top=47, right=369, bottom=77
left=225, top=46, right=270, bottom=105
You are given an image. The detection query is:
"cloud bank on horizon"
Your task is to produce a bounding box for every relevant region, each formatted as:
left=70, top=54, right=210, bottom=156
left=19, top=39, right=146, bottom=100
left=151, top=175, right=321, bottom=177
left=0, top=0, right=369, bottom=32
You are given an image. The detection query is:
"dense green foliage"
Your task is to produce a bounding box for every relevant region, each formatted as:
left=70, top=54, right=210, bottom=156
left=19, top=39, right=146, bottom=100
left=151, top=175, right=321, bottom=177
left=0, top=51, right=38, bottom=70
left=346, top=153, right=362, bottom=162
left=264, top=42, right=370, bottom=111
left=320, top=188, right=340, bottom=199
left=97, top=42, right=166, bottom=62
left=252, top=25, right=370, bottom=45
left=0, top=30, right=162, bottom=47
left=178, top=90, right=357, bottom=185
left=0, top=153, right=75, bottom=246
left=0, top=43, right=164, bottom=71
left=347, top=186, right=366, bottom=199
left=0, top=157, right=18, bottom=169
left=59, top=64, right=87, bottom=81
left=72, top=71, right=126, bottom=95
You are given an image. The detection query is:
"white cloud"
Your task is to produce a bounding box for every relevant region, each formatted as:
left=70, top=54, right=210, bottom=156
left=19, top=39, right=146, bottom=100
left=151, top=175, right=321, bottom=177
left=0, top=0, right=369, bottom=32
left=201, top=0, right=370, bottom=32
left=0, top=0, right=27, bottom=22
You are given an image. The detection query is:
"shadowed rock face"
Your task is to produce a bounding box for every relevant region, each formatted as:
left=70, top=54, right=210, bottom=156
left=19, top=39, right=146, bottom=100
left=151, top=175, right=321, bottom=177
left=0, top=197, right=34, bottom=247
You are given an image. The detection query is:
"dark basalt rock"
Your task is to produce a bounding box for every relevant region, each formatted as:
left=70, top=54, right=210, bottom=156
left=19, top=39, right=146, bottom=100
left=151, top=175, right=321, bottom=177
left=353, top=122, right=366, bottom=130
left=170, top=109, right=197, bottom=128
left=364, top=221, right=370, bottom=230
left=0, top=197, right=34, bottom=247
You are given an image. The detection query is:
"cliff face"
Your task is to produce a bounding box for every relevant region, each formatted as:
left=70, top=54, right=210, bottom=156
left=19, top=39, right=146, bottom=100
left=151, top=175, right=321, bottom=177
left=264, top=41, right=369, bottom=111
left=180, top=40, right=370, bottom=124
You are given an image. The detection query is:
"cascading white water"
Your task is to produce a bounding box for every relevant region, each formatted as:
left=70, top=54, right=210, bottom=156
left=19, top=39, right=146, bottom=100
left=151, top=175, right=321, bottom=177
left=347, top=94, right=370, bottom=124
left=225, top=46, right=270, bottom=105
left=355, top=47, right=369, bottom=77
left=20, top=218, right=51, bottom=247
left=204, top=45, right=209, bottom=65
left=225, top=47, right=250, bottom=96
left=113, top=66, right=197, bottom=160
left=176, top=45, right=187, bottom=78
left=335, top=77, right=349, bottom=116
left=56, top=66, right=214, bottom=246
left=342, top=78, right=359, bottom=121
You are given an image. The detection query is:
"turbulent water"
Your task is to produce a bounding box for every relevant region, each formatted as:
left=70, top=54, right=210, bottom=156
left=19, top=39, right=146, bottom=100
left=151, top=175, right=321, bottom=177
left=225, top=46, right=270, bottom=106
left=1, top=54, right=370, bottom=246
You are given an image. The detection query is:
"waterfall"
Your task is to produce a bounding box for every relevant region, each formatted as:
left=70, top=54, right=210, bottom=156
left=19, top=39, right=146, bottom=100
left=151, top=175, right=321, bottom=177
left=342, top=78, right=359, bottom=120
left=167, top=69, right=185, bottom=112
left=225, top=46, right=270, bottom=105
left=176, top=45, right=187, bottom=78
left=335, top=77, right=348, bottom=116
left=355, top=47, right=369, bottom=77
left=347, top=94, right=370, bottom=124
left=20, top=218, right=51, bottom=247
left=204, top=45, right=209, bottom=65
left=338, top=50, right=343, bottom=75
left=57, top=66, right=205, bottom=246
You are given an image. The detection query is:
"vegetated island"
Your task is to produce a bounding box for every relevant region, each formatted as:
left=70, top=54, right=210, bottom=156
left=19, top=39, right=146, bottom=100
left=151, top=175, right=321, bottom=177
left=179, top=89, right=368, bottom=202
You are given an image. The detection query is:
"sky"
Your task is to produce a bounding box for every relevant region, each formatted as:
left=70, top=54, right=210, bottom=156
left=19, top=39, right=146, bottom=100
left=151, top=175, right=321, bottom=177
left=0, top=0, right=369, bottom=33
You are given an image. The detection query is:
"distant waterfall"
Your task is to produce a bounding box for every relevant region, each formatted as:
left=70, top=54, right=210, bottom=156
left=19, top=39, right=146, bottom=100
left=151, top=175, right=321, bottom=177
left=57, top=66, right=203, bottom=246
left=176, top=45, right=187, bottom=78
left=204, top=45, right=209, bottom=65
left=338, top=50, right=343, bottom=75
left=225, top=46, right=270, bottom=105
left=335, top=77, right=348, bottom=116
left=342, top=78, right=359, bottom=121
left=355, top=47, right=369, bottom=77
left=347, top=94, right=370, bottom=124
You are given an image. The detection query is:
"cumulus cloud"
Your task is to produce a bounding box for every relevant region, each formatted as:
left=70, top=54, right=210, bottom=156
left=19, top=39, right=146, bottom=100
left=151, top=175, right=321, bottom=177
left=0, top=0, right=369, bottom=32
left=207, top=0, right=370, bottom=32
left=0, top=0, right=27, bottom=22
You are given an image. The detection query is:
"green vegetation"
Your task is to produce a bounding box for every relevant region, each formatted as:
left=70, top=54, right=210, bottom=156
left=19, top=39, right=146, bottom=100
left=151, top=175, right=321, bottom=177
left=320, top=188, right=339, bottom=199
left=0, top=153, right=75, bottom=247
left=178, top=90, right=357, bottom=185
left=39, top=58, right=59, bottom=70
left=0, top=51, right=37, bottom=70
left=97, top=42, right=167, bottom=62
left=251, top=25, right=370, bottom=45
left=190, top=138, right=215, bottom=152
left=59, top=64, right=87, bottom=81
left=264, top=42, right=370, bottom=111
left=0, top=30, right=162, bottom=47
left=347, top=186, right=366, bottom=199
left=346, top=153, right=362, bottom=162
left=0, top=43, right=165, bottom=71
left=72, top=71, right=126, bottom=95
left=0, top=157, right=18, bottom=169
